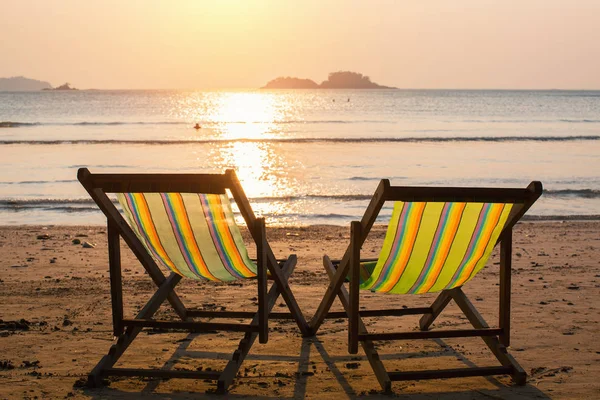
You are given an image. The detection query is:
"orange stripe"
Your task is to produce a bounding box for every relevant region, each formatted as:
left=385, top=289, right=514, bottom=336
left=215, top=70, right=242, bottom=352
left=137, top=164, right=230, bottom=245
left=416, top=203, right=466, bottom=293
left=134, top=193, right=182, bottom=275
left=452, top=204, right=504, bottom=287
left=170, top=194, right=216, bottom=280
left=211, top=197, right=255, bottom=277
left=379, top=202, right=426, bottom=292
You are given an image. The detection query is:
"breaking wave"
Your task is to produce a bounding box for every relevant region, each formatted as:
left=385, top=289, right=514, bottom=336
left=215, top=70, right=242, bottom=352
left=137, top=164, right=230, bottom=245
left=2, top=135, right=599, bottom=145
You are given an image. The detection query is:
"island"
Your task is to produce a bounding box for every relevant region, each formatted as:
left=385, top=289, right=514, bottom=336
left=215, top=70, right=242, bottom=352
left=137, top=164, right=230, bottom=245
left=262, top=77, right=320, bottom=89
left=0, top=76, right=52, bottom=91
left=262, top=71, right=395, bottom=89
left=43, top=82, right=78, bottom=91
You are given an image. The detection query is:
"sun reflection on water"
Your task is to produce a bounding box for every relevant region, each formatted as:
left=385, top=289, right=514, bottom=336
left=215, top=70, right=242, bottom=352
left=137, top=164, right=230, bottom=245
left=219, top=141, right=290, bottom=225
left=224, top=142, right=275, bottom=197
left=178, top=91, right=302, bottom=224
left=175, top=91, right=293, bottom=140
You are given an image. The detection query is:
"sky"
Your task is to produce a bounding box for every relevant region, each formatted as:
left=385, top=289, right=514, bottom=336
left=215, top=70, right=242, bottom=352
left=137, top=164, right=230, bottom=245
left=1, top=0, right=599, bottom=90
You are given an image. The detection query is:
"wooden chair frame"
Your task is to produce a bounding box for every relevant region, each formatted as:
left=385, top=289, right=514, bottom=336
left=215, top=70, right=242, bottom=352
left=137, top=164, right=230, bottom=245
left=78, top=168, right=309, bottom=393
left=308, top=179, right=543, bottom=392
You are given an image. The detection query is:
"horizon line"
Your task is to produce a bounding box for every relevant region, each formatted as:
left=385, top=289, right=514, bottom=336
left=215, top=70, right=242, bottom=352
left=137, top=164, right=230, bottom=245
left=2, top=87, right=600, bottom=92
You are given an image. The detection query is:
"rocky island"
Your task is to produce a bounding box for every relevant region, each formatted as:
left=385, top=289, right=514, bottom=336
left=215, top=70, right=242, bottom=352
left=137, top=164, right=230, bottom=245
left=43, top=82, right=78, bottom=91
left=262, top=71, right=395, bottom=89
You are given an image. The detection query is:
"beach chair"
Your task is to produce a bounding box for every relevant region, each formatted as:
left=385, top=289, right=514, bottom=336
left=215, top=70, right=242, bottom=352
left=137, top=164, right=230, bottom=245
left=78, top=168, right=308, bottom=392
left=309, top=180, right=542, bottom=392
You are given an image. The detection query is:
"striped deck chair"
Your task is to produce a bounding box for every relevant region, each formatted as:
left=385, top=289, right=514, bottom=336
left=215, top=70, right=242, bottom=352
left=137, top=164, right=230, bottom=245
left=309, top=179, right=542, bottom=392
left=78, top=168, right=308, bottom=393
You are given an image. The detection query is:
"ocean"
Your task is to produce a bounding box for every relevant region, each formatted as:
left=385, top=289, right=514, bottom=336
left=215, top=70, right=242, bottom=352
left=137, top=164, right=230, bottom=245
left=1, top=89, right=599, bottom=226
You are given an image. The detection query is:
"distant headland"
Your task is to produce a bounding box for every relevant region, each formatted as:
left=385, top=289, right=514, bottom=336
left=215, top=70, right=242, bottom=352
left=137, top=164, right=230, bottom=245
left=262, top=71, right=395, bottom=89
left=0, top=76, right=52, bottom=91
left=0, top=77, right=78, bottom=91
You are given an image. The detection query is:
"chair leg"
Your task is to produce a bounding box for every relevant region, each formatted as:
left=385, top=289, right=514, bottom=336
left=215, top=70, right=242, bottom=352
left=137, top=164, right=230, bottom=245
left=217, top=255, right=298, bottom=393
left=90, top=259, right=299, bottom=393
left=308, top=255, right=351, bottom=336
left=322, top=256, right=392, bottom=393
left=499, top=229, right=512, bottom=347
left=316, top=260, right=525, bottom=391
left=81, top=183, right=189, bottom=321
left=226, top=168, right=307, bottom=336
left=419, top=290, right=453, bottom=331
left=256, top=218, right=268, bottom=344
left=348, top=221, right=361, bottom=354
left=265, top=253, right=310, bottom=336
left=107, top=221, right=125, bottom=337
left=88, top=273, right=182, bottom=387
left=449, top=287, right=527, bottom=385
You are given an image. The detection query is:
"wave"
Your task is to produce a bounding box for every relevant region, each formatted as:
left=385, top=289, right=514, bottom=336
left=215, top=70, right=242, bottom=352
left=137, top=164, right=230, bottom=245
left=67, top=164, right=131, bottom=169
left=273, top=212, right=358, bottom=220
left=2, top=189, right=599, bottom=210
left=73, top=121, right=187, bottom=126
left=0, top=179, right=77, bottom=185
left=462, top=119, right=600, bottom=124
left=0, top=120, right=394, bottom=128
left=36, top=206, right=99, bottom=213
left=348, top=176, right=408, bottom=181
left=250, top=190, right=600, bottom=201
left=0, top=121, right=187, bottom=128
left=3, top=117, right=600, bottom=128
left=543, top=189, right=600, bottom=199
left=0, top=195, right=378, bottom=214
left=0, top=199, right=97, bottom=207
left=0, top=122, right=40, bottom=128
left=520, top=214, right=600, bottom=221
left=249, top=194, right=374, bottom=202
left=0, top=196, right=370, bottom=207
left=2, top=135, right=600, bottom=145
left=559, top=119, right=600, bottom=123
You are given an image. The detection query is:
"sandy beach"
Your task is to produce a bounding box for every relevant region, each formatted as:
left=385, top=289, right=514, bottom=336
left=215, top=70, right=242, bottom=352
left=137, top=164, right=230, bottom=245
left=0, top=221, right=599, bottom=399
left=3, top=1, right=600, bottom=399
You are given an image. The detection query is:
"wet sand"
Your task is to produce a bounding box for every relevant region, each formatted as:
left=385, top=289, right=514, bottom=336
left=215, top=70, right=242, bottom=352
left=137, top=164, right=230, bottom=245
left=0, top=221, right=599, bottom=399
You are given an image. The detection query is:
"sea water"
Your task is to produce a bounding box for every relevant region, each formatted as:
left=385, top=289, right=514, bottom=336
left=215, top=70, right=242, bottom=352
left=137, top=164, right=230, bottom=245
left=1, top=89, right=599, bottom=225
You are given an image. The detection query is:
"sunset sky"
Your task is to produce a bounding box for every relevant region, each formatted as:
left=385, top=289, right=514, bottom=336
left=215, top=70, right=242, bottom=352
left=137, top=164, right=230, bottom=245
left=1, top=0, right=599, bottom=90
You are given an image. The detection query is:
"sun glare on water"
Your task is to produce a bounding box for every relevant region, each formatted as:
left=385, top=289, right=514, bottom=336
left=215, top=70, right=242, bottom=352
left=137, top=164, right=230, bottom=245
left=177, top=91, right=299, bottom=224
left=210, top=92, right=282, bottom=140
left=216, top=93, right=289, bottom=223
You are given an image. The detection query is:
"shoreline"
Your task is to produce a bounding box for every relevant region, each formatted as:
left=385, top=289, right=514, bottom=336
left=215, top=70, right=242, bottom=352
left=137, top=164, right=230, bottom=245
left=1, top=221, right=598, bottom=398
left=2, top=213, right=600, bottom=229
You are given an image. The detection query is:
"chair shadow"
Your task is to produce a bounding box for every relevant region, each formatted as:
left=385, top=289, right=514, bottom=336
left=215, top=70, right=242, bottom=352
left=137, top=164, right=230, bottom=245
left=82, top=330, right=314, bottom=399
left=305, top=334, right=551, bottom=399
left=81, top=332, right=551, bottom=399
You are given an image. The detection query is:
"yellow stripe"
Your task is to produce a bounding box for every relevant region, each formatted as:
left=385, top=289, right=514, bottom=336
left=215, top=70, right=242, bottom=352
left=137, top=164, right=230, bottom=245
left=168, top=194, right=217, bottom=280
left=128, top=193, right=182, bottom=276
left=209, top=196, right=255, bottom=277
left=450, top=204, right=504, bottom=287
left=428, top=203, right=484, bottom=292
left=377, top=202, right=426, bottom=293
left=414, top=202, right=466, bottom=294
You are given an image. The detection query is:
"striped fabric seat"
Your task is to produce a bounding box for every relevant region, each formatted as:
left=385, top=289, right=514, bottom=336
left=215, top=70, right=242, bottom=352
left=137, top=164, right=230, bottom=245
left=117, top=192, right=257, bottom=282
left=359, top=201, right=513, bottom=294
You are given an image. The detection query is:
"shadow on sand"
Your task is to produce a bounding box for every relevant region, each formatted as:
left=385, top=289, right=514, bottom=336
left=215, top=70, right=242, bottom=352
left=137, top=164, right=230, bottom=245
left=82, top=331, right=550, bottom=399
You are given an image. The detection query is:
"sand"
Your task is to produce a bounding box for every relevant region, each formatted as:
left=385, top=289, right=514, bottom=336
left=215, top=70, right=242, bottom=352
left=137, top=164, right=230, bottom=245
left=0, top=221, right=599, bottom=399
